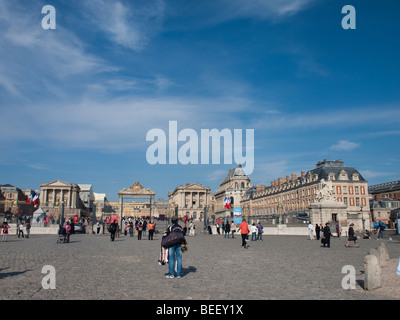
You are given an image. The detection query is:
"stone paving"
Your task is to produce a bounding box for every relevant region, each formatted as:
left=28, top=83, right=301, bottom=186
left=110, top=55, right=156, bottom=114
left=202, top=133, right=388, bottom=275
left=0, top=224, right=399, bottom=300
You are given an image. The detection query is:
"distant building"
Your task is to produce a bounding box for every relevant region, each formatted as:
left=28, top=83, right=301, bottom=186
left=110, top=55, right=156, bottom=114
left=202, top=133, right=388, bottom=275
left=39, top=180, right=81, bottom=221
left=369, top=180, right=400, bottom=201
left=78, top=184, right=95, bottom=213
left=214, top=164, right=251, bottom=219
left=241, top=159, right=370, bottom=230
left=0, top=184, right=36, bottom=216
left=168, top=183, right=211, bottom=220
left=369, top=180, right=400, bottom=228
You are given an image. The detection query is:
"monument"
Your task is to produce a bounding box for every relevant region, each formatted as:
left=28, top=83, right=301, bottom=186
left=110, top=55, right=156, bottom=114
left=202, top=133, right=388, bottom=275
left=309, top=178, right=348, bottom=232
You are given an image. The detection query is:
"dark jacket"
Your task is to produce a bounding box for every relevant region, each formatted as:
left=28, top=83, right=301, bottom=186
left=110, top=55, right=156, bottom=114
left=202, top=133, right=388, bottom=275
left=323, top=226, right=331, bottom=239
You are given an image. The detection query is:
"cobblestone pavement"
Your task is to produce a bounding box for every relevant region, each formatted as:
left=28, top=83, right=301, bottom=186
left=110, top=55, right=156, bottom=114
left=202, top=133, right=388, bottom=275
left=0, top=225, right=399, bottom=300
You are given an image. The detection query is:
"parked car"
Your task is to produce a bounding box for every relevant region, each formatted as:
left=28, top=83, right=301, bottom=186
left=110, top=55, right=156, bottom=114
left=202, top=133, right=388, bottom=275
left=74, top=223, right=86, bottom=234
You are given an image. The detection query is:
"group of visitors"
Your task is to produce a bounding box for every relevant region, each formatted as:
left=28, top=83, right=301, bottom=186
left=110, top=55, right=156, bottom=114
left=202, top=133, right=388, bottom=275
left=1, top=219, right=31, bottom=241
left=106, top=218, right=157, bottom=242
left=308, top=221, right=361, bottom=248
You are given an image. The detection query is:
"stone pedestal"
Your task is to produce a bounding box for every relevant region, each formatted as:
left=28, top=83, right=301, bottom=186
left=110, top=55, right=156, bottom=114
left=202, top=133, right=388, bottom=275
left=309, top=200, right=347, bottom=230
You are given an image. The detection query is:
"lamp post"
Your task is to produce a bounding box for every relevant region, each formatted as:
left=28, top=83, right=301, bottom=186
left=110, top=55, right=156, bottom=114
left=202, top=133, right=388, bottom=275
left=59, top=200, right=65, bottom=230
left=360, top=205, right=365, bottom=236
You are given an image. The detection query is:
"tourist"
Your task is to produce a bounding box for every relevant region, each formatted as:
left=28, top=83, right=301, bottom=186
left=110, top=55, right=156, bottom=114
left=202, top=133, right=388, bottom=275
left=143, top=220, right=147, bottom=238
left=148, top=220, right=155, bottom=240
left=65, top=221, right=72, bottom=243
left=377, top=222, right=385, bottom=239
left=96, top=221, right=101, bottom=235
left=307, top=222, right=314, bottom=240
left=189, top=221, right=195, bottom=237
left=207, top=224, right=212, bottom=235
left=231, top=221, right=236, bottom=238
left=2, top=221, right=10, bottom=242
left=129, top=220, right=134, bottom=237
left=137, top=222, right=143, bottom=240
left=109, top=220, right=117, bottom=242
left=238, top=219, right=249, bottom=248
left=165, top=216, right=186, bottom=279
left=216, top=223, right=221, bottom=235
left=315, top=224, right=321, bottom=240
left=251, top=223, right=257, bottom=241
left=257, top=222, right=263, bottom=241
left=26, top=220, right=31, bottom=238
left=322, top=223, right=331, bottom=248
left=224, top=221, right=231, bottom=238
left=18, top=222, right=24, bottom=238
left=345, top=223, right=359, bottom=248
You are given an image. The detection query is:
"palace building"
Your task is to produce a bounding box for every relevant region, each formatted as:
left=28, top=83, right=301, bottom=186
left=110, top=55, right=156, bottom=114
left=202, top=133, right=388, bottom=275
left=168, top=183, right=211, bottom=220
left=241, top=160, right=370, bottom=230
left=214, top=164, right=251, bottom=219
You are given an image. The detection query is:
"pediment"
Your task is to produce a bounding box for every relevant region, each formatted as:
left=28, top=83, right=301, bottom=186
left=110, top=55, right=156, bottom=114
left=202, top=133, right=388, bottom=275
left=41, top=180, right=74, bottom=188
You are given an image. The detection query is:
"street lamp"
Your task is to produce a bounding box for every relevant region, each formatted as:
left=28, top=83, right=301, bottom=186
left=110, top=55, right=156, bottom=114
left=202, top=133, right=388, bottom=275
left=360, top=205, right=365, bottom=237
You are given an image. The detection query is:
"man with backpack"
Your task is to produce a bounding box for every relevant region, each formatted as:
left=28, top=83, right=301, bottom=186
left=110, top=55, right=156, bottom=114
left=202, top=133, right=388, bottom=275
left=109, top=220, right=117, bottom=241
left=164, top=216, right=186, bottom=279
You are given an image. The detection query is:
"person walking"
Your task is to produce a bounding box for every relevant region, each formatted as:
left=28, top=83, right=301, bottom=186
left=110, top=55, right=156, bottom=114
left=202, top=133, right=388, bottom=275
left=256, top=222, right=263, bottom=241
left=377, top=222, right=385, bottom=239
left=65, top=221, right=72, bottom=243
left=96, top=221, right=101, bottom=235
left=26, top=220, right=31, bottom=238
left=142, top=220, right=147, bottom=238
left=137, top=222, right=143, bottom=240
left=315, top=224, right=321, bottom=240
left=18, top=222, right=24, bottom=238
left=148, top=221, right=155, bottom=240
left=322, top=222, right=332, bottom=248
left=250, top=223, right=257, bottom=241
left=224, top=221, right=231, bottom=238
left=109, top=220, right=117, bottom=242
left=165, top=216, right=186, bottom=279
left=2, top=221, right=10, bottom=242
left=345, top=223, right=359, bottom=248
left=129, top=220, right=134, bottom=237
left=231, top=221, right=236, bottom=239
left=238, top=219, right=250, bottom=249
left=189, top=221, right=195, bottom=237
left=308, top=222, right=314, bottom=240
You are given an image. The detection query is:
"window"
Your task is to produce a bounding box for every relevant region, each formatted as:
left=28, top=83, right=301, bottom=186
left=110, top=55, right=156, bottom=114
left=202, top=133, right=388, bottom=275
left=344, top=197, right=348, bottom=205
left=355, top=186, right=359, bottom=194
left=343, top=186, right=347, bottom=194
left=356, top=198, right=360, bottom=206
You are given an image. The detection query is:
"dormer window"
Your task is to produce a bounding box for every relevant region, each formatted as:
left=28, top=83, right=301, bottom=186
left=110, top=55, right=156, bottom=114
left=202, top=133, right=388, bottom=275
left=328, top=173, right=335, bottom=181
left=339, top=170, right=348, bottom=181
left=352, top=173, right=360, bottom=181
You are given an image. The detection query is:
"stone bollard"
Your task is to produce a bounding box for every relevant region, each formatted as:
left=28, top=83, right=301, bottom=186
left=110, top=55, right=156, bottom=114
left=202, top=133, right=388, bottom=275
left=377, top=242, right=390, bottom=261
left=376, top=244, right=388, bottom=267
left=364, top=255, right=382, bottom=290
left=369, top=248, right=380, bottom=264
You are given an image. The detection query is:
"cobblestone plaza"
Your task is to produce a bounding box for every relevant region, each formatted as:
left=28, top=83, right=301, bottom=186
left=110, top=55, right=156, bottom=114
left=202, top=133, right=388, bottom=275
left=1, top=225, right=399, bottom=301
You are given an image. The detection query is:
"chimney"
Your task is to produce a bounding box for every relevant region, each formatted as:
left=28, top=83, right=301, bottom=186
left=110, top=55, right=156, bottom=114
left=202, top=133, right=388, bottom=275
left=286, top=176, right=290, bottom=183
left=291, top=173, right=298, bottom=181
left=301, top=171, right=305, bottom=178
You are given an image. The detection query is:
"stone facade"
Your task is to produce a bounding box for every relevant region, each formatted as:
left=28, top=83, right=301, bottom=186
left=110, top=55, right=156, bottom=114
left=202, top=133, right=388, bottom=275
left=214, top=164, right=251, bottom=219
left=241, top=160, right=371, bottom=232
left=39, top=180, right=81, bottom=220
left=168, top=183, right=211, bottom=220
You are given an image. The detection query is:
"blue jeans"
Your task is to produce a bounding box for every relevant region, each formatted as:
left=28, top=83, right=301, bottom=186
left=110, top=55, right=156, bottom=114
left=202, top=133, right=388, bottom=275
left=168, top=244, right=182, bottom=277
left=224, top=231, right=230, bottom=238
left=251, top=232, right=256, bottom=241
left=257, top=231, right=263, bottom=241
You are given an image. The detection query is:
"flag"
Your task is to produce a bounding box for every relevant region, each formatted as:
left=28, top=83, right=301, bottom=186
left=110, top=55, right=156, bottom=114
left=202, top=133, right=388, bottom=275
left=32, top=193, right=39, bottom=205
left=26, top=192, right=39, bottom=204
left=224, top=197, right=231, bottom=209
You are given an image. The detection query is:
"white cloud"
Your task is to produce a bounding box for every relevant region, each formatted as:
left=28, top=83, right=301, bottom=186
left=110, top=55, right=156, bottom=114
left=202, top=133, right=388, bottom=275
left=81, top=0, right=165, bottom=51
left=330, top=140, right=360, bottom=151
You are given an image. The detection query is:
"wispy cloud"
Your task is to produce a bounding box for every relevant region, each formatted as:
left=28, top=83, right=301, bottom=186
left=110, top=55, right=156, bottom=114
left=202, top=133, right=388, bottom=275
left=80, top=0, right=165, bottom=51
left=330, top=140, right=360, bottom=151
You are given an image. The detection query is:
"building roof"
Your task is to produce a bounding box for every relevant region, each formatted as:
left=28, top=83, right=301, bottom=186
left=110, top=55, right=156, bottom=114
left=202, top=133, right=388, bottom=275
left=310, top=159, right=366, bottom=182
left=221, top=164, right=249, bottom=185
left=368, top=180, right=400, bottom=194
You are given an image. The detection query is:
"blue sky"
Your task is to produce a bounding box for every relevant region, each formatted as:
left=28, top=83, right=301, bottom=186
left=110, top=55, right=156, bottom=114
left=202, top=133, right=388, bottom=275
left=0, top=0, right=399, bottom=202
